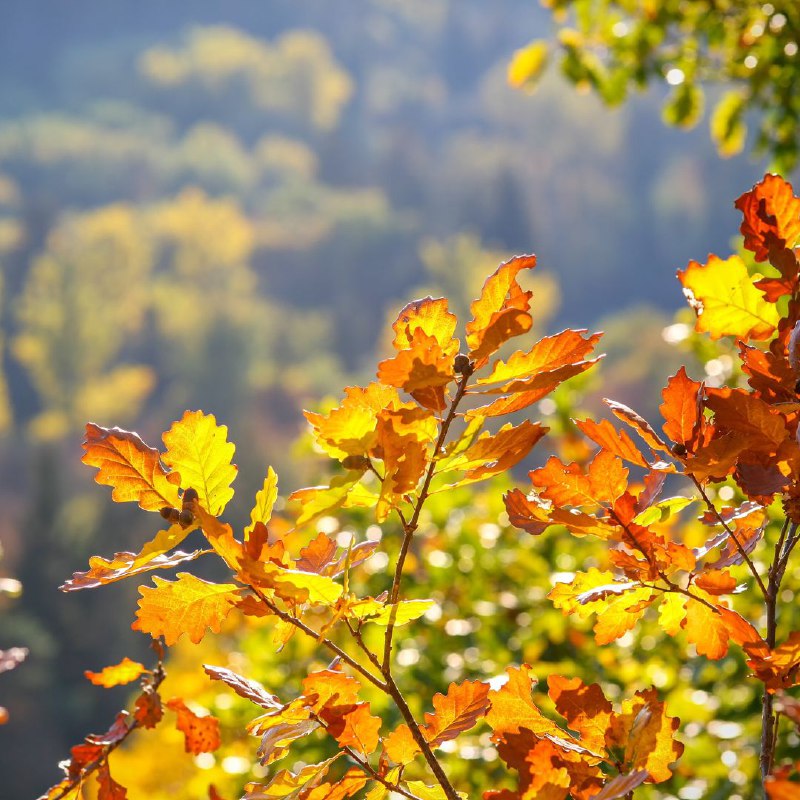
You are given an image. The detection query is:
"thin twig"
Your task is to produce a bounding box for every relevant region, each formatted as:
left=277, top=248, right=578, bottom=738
left=690, top=476, right=769, bottom=600
left=46, top=647, right=166, bottom=800
left=382, top=375, right=470, bottom=672
left=249, top=587, right=387, bottom=692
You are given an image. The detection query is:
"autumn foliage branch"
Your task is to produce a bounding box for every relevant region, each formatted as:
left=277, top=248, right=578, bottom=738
left=37, top=173, right=800, bottom=799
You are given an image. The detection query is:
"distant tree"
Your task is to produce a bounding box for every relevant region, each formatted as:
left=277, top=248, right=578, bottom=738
left=511, top=0, right=800, bottom=170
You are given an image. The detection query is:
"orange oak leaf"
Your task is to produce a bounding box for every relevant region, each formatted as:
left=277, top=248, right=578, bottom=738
left=85, top=657, right=146, bottom=688
left=82, top=423, right=180, bottom=511
left=589, top=771, right=648, bottom=800
left=604, top=399, right=670, bottom=454
left=748, top=631, right=800, bottom=691
left=592, top=588, right=655, bottom=646
left=420, top=679, right=491, bottom=747
left=466, top=254, right=536, bottom=366
left=320, top=702, right=382, bottom=756
left=736, top=173, right=800, bottom=262
left=301, top=668, right=361, bottom=711
left=391, top=296, right=459, bottom=351
left=162, top=410, right=237, bottom=515
left=384, top=723, right=421, bottom=765
left=166, top=698, right=221, bottom=754
left=132, top=573, right=240, bottom=646
left=574, top=418, right=649, bottom=468
left=504, top=489, right=616, bottom=538
left=694, top=570, right=737, bottom=596
left=530, top=451, right=628, bottom=509
left=682, top=596, right=730, bottom=659
left=448, top=421, right=547, bottom=483
left=248, top=697, right=317, bottom=766
left=305, top=768, right=368, bottom=800
left=486, top=664, right=563, bottom=741
left=304, top=383, right=399, bottom=459
left=476, top=329, right=601, bottom=389
left=705, top=387, right=788, bottom=454
left=547, top=675, right=612, bottom=754
left=660, top=367, right=704, bottom=449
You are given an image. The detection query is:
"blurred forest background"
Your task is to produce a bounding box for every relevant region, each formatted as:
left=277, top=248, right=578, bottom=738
left=0, top=1, right=792, bottom=797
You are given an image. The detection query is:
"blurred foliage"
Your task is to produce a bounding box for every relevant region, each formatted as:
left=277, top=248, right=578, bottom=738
left=0, top=1, right=790, bottom=795
left=512, top=0, right=800, bottom=170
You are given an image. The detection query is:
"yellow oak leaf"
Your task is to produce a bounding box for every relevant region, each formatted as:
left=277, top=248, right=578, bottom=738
left=245, top=467, right=278, bottom=539
left=678, top=253, right=780, bottom=341
left=162, top=410, right=237, bottom=515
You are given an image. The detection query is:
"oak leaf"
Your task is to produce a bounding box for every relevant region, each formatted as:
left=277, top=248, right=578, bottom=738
left=421, top=679, right=491, bottom=747
left=82, top=423, right=180, bottom=511
left=245, top=467, right=278, bottom=539
left=60, top=545, right=205, bottom=592
left=574, top=418, right=649, bottom=468
left=736, top=173, right=800, bottom=262
left=133, top=573, right=240, bottom=645
left=682, top=595, right=730, bottom=659
left=606, top=688, right=683, bottom=782
left=678, top=253, right=780, bottom=341
left=547, top=676, right=612, bottom=754
left=659, top=367, right=704, bottom=449
left=96, top=762, right=127, bottom=800
left=166, top=697, right=221, bottom=754
left=466, top=254, right=536, bottom=365
left=486, top=664, right=563, bottom=741
left=320, top=702, right=382, bottom=756
left=162, top=410, right=237, bottom=515
left=384, top=723, right=421, bottom=765
left=85, top=657, right=146, bottom=688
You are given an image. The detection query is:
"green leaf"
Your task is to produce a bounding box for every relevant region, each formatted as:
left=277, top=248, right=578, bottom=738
left=662, top=82, right=704, bottom=129
left=353, top=599, right=436, bottom=627
left=711, top=90, right=747, bottom=157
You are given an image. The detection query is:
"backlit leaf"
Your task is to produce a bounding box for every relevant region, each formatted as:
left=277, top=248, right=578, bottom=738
left=678, top=254, right=780, bottom=341
left=166, top=697, right=221, bottom=754
left=82, top=423, right=180, bottom=511
left=660, top=367, right=704, bottom=448
left=547, top=675, right=612, bottom=754
left=421, top=679, right=491, bottom=747
left=321, top=702, right=382, bottom=756
left=244, top=756, right=339, bottom=800
left=384, top=723, right=421, bottom=765
left=133, top=573, right=240, bottom=645
left=466, top=255, right=536, bottom=365
left=245, top=467, right=278, bottom=539
left=85, top=657, right=146, bottom=688
left=736, top=173, right=800, bottom=262
left=162, top=410, right=237, bottom=515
